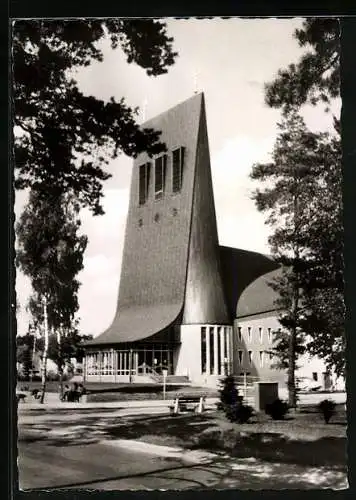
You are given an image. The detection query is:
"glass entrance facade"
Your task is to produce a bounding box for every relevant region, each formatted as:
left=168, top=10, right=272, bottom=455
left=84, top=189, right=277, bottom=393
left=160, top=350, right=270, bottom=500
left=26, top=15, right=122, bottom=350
left=85, top=343, right=175, bottom=379
left=200, top=325, right=232, bottom=376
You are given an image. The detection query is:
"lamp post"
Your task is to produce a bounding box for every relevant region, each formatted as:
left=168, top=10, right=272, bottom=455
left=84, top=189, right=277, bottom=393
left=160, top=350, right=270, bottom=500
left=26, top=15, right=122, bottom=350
left=129, top=348, right=133, bottom=384
left=162, top=369, right=168, bottom=400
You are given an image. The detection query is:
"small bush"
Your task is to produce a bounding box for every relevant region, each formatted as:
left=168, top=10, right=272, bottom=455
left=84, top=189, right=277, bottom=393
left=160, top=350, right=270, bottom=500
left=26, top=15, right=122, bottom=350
left=318, top=399, right=336, bottom=424
left=218, top=375, right=252, bottom=423
left=218, top=375, right=241, bottom=406
left=265, top=398, right=289, bottom=420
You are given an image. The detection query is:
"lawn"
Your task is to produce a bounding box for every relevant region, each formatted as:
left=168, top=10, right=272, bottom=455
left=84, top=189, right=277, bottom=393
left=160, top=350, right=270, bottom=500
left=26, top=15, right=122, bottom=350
left=104, top=404, right=347, bottom=469
left=86, top=385, right=218, bottom=402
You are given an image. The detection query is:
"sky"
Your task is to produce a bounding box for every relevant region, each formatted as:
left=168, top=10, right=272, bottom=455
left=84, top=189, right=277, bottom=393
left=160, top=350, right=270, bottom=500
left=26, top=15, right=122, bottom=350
left=15, top=18, right=340, bottom=338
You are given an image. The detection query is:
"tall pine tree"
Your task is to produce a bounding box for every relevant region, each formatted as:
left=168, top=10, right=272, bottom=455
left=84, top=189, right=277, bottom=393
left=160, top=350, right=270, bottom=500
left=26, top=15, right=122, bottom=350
left=263, top=17, right=344, bottom=380
left=250, top=109, right=335, bottom=406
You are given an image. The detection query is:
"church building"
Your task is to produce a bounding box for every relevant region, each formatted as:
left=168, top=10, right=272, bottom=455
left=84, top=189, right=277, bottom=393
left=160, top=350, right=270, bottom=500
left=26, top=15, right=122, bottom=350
left=83, top=93, right=340, bottom=391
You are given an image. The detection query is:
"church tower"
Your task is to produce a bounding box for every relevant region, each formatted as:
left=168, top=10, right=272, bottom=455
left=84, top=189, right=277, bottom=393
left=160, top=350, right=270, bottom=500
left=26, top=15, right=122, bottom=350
left=85, top=93, right=233, bottom=384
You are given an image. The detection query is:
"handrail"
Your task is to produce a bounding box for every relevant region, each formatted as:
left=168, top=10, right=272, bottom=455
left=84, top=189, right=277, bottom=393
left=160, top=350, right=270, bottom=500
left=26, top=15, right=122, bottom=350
left=137, top=363, right=162, bottom=381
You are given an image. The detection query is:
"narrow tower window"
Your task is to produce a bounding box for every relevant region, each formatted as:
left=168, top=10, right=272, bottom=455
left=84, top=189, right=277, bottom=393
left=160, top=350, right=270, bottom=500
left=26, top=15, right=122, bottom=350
left=259, top=327, right=263, bottom=342
left=248, top=350, right=253, bottom=365
left=155, top=155, right=167, bottom=199
left=139, top=162, right=151, bottom=205
left=172, top=147, right=185, bottom=193
left=238, top=350, right=243, bottom=364
left=259, top=351, right=264, bottom=366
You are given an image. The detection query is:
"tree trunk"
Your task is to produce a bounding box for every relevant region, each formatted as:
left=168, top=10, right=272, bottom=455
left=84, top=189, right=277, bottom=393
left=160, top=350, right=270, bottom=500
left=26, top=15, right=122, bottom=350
left=58, top=362, right=64, bottom=399
left=40, top=352, right=48, bottom=404
left=287, top=322, right=297, bottom=408
left=288, top=265, right=299, bottom=408
left=57, top=329, right=64, bottom=400
left=287, top=176, right=300, bottom=409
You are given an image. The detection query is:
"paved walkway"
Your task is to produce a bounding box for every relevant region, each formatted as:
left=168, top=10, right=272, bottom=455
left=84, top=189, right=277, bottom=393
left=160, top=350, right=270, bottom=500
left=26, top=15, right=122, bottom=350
left=18, top=438, right=348, bottom=491
left=18, top=391, right=346, bottom=411
left=18, top=396, right=218, bottom=412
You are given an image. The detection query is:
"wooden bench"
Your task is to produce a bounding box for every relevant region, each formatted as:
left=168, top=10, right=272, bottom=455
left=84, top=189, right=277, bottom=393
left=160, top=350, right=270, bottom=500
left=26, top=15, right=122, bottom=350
left=169, top=393, right=206, bottom=415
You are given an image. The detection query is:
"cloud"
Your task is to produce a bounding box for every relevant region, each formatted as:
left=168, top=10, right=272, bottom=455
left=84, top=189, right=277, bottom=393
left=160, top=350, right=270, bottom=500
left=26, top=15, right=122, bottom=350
left=15, top=273, right=32, bottom=336
left=77, top=188, right=129, bottom=336
left=77, top=261, right=120, bottom=336
left=15, top=188, right=130, bottom=338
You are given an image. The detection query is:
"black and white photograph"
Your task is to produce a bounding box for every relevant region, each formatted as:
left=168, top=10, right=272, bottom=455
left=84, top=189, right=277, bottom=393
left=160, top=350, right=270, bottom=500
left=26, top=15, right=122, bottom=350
left=13, top=17, right=347, bottom=490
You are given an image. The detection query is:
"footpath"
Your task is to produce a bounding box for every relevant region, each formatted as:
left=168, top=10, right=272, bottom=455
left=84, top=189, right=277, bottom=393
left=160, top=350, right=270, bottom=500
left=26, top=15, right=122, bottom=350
left=17, top=392, right=219, bottom=412
left=17, top=392, right=348, bottom=490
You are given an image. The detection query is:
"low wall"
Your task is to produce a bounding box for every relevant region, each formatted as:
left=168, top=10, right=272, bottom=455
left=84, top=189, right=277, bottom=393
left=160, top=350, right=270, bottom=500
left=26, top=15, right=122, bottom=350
left=85, top=375, right=131, bottom=383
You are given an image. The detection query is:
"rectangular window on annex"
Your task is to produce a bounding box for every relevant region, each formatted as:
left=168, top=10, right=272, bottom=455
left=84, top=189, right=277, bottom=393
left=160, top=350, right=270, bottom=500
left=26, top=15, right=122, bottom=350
left=259, top=351, right=264, bottom=366
left=201, top=327, right=207, bottom=374
left=172, top=147, right=185, bottom=193
left=139, top=163, right=151, bottom=205
left=155, top=155, right=167, bottom=199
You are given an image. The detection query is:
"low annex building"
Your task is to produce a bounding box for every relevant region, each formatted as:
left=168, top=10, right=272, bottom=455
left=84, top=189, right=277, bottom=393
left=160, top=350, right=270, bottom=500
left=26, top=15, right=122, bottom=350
left=83, top=93, right=340, bottom=391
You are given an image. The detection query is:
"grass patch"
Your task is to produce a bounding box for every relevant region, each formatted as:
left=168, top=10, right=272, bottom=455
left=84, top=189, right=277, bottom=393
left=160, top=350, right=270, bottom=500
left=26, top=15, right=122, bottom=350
left=17, top=381, right=218, bottom=399
left=86, top=385, right=218, bottom=402
left=104, top=405, right=347, bottom=468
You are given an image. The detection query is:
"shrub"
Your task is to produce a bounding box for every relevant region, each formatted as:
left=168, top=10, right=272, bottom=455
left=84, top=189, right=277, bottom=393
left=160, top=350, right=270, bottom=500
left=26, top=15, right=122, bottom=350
left=218, top=375, right=253, bottom=423
left=265, top=399, right=289, bottom=420
left=225, top=402, right=254, bottom=423
left=318, top=399, right=336, bottom=424
left=218, top=375, right=242, bottom=406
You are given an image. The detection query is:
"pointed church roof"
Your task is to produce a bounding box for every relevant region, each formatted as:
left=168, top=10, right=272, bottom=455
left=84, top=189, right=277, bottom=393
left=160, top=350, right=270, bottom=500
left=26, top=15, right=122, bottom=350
left=86, top=93, right=206, bottom=346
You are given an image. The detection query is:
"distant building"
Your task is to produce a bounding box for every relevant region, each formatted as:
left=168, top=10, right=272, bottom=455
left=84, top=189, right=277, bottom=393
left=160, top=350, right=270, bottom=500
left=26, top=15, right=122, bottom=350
left=84, top=93, right=344, bottom=391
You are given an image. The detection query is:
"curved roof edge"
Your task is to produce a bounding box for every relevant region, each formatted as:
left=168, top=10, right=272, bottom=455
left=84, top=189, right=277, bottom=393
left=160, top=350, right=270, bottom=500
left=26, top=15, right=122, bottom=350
left=236, top=267, right=282, bottom=318
left=83, top=303, right=182, bottom=346
left=219, top=245, right=281, bottom=319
